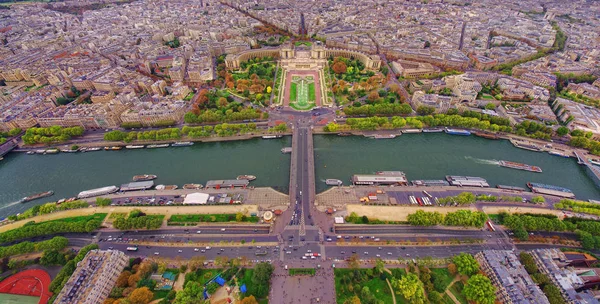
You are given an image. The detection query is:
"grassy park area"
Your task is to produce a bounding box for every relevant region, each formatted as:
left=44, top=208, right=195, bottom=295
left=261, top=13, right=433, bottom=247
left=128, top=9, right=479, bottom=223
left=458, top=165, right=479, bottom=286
left=289, top=268, right=316, bottom=276
left=289, top=75, right=316, bottom=110
left=334, top=268, right=396, bottom=304
left=167, top=213, right=259, bottom=225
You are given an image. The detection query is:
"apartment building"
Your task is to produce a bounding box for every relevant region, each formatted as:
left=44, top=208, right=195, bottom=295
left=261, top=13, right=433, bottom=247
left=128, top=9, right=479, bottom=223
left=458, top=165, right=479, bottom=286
left=553, top=97, right=600, bottom=136
left=55, top=250, right=128, bottom=304
left=475, top=250, right=549, bottom=304
left=529, top=249, right=597, bottom=304
left=391, top=60, right=436, bottom=78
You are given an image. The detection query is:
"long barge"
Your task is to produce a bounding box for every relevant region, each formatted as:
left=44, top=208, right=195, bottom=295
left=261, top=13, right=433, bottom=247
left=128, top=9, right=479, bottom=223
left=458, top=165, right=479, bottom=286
left=422, top=128, right=444, bottom=133
left=133, top=174, right=157, bottom=181
left=472, top=131, right=499, bottom=140
left=411, top=180, right=450, bottom=187
left=527, top=182, right=575, bottom=198
left=510, top=139, right=542, bottom=152
left=496, top=185, right=527, bottom=192
left=77, top=186, right=119, bottom=199
left=262, top=135, right=282, bottom=139
left=498, top=160, right=542, bottom=173
left=121, top=181, right=154, bottom=191
left=548, top=150, right=571, bottom=158
left=172, top=142, right=194, bottom=147
left=326, top=179, right=343, bottom=186
left=444, top=128, right=471, bottom=136
left=183, top=184, right=203, bottom=189
left=146, top=144, right=169, bottom=149
left=446, top=175, right=489, bottom=187
left=401, top=129, right=422, bottom=134
left=20, top=191, right=54, bottom=203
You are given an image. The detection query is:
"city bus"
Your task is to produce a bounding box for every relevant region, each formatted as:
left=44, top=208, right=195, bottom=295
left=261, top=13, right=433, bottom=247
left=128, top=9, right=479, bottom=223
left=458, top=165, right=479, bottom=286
left=126, top=246, right=138, bottom=251
left=486, top=220, right=496, bottom=232
left=255, top=251, right=268, bottom=256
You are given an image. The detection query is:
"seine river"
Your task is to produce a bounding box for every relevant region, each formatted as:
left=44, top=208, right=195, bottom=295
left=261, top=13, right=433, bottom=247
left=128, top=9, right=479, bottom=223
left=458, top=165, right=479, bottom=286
left=1, top=133, right=599, bottom=217
left=314, top=134, right=600, bottom=198
left=0, top=137, right=292, bottom=217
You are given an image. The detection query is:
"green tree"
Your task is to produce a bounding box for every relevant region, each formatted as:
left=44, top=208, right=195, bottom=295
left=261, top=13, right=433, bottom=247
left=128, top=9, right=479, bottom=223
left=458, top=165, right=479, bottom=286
left=484, top=103, right=496, bottom=110
left=251, top=262, right=274, bottom=297
left=452, top=253, right=480, bottom=276
left=428, top=290, right=443, bottom=304
left=375, top=258, right=385, bottom=274
left=96, top=197, right=112, bottom=206
left=463, top=274, right=496, bottom=304
left=416, top=105, right=435, bottom=116
left=556, top=126, right=569, bottom=136
left=391, top=273, right=426, bottom=304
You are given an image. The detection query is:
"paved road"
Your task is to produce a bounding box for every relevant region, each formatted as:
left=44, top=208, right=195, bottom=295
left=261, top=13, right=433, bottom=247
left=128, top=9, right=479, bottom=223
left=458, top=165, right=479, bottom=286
left=98, top=242, right=279, bottom=261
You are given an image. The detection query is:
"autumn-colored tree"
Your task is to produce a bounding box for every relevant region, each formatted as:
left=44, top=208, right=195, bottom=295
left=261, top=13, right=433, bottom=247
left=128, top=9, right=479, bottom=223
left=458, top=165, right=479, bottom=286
left=367, top=90, right=380, bottom=102
left=128, top=273, right=141, bottom=287
left=332, top=61, right=347, bottom=74
left=250, top=74, right=258, bottom=81
left=225, top=73, right=234, bottom=83
left=347, top=254, right=360, bottom=269
left=215, top=256, right=229, bottom=267
left=102, top=298, right=116, bottom=304
left=218, top=97, right=228, bottom=107
left=448, top=263, right=457, bottom=275
left=249, top=84, right=264, bottom=94
left=226, top=81, right=235, bottom=89
left=116, top=271, right=132, bottom=288
left=122, top=287, right=134, bottom=297
left=197, top=89, right=209, bottom=105
left=189, top=256, right=206, bottom=271
left=213, top=79, right=223, bottom=88
left=127, top=287, right=154, bottom=304
left=344, top=296, right=362, bottom=304
left=237, top=83, right=249, bottom=93
left=241, top=295, right=259, bottom=304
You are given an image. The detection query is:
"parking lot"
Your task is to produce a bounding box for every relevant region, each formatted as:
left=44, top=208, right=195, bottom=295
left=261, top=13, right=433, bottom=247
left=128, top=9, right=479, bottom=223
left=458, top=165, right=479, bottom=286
left=107, top=192, right=246, bottom=207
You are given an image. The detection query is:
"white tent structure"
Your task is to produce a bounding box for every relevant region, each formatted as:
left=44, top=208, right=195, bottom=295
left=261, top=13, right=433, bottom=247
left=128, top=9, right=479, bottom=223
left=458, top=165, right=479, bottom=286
left=183, top=192, right=209, bottom=205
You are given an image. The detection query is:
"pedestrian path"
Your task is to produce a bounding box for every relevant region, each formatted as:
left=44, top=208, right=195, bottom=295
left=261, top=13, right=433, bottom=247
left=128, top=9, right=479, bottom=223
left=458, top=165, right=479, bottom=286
left=386, top=278, right=397, bottom=304
left=445, top=276, right=461, bottom=304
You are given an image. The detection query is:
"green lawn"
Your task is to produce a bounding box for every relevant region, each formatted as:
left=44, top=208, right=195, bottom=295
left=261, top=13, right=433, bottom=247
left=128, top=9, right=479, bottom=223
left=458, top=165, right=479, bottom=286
left=46, top=213, right=107, bottom=224
left=184, top=268, right=223, bottom=286
left=431, top=268, right=454, bottom=291
left=238, top=268, right=269, bottom=303
left=308, top=83, right=316, bottom=101
left=153, top=290, right=170, bottom=300
left=290, top=101, right=316, bottom=111
left=168, top=214, right=258, bottom=224
left=289, top=76, right=316, bottom=110
left=481, top=94, right=495, bottom=100
left=442, top=293, right=456, bottom=304
left=290, top=82, right=297, bottom=102
left=449, top=281, right=468, bottom=304
left=334, top=268, right=395, bottom=304
left=289, top=268, right=315, bottom=276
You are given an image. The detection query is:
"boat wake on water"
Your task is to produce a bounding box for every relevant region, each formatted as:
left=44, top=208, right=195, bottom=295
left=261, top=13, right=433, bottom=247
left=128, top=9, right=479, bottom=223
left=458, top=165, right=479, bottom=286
left=464, top=156, right=499, bottom=165
left=0, top=200, right=23, bottom=210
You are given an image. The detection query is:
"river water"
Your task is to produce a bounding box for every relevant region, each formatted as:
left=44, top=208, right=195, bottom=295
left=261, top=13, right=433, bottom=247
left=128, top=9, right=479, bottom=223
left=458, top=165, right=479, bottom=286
left=314, top=133, right=600, bottom=199
left=1, top=133, right=598, bottom=218
left=0, top=137, right=292, bottom=216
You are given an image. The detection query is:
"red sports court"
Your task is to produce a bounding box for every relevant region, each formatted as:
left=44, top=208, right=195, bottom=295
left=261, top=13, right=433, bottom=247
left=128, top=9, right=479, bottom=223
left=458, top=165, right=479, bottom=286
left=0, top=269, right=52, bottom=304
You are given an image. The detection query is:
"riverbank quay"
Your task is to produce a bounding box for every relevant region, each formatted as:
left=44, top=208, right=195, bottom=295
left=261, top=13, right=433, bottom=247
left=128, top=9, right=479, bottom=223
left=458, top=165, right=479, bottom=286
left=0, top=204, right=263, bottom=234
left=86, top=187, right=289, bottom=209
left=316, top=185, right=560, bottom=209
left=12, top=131, right=293, bottom=153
